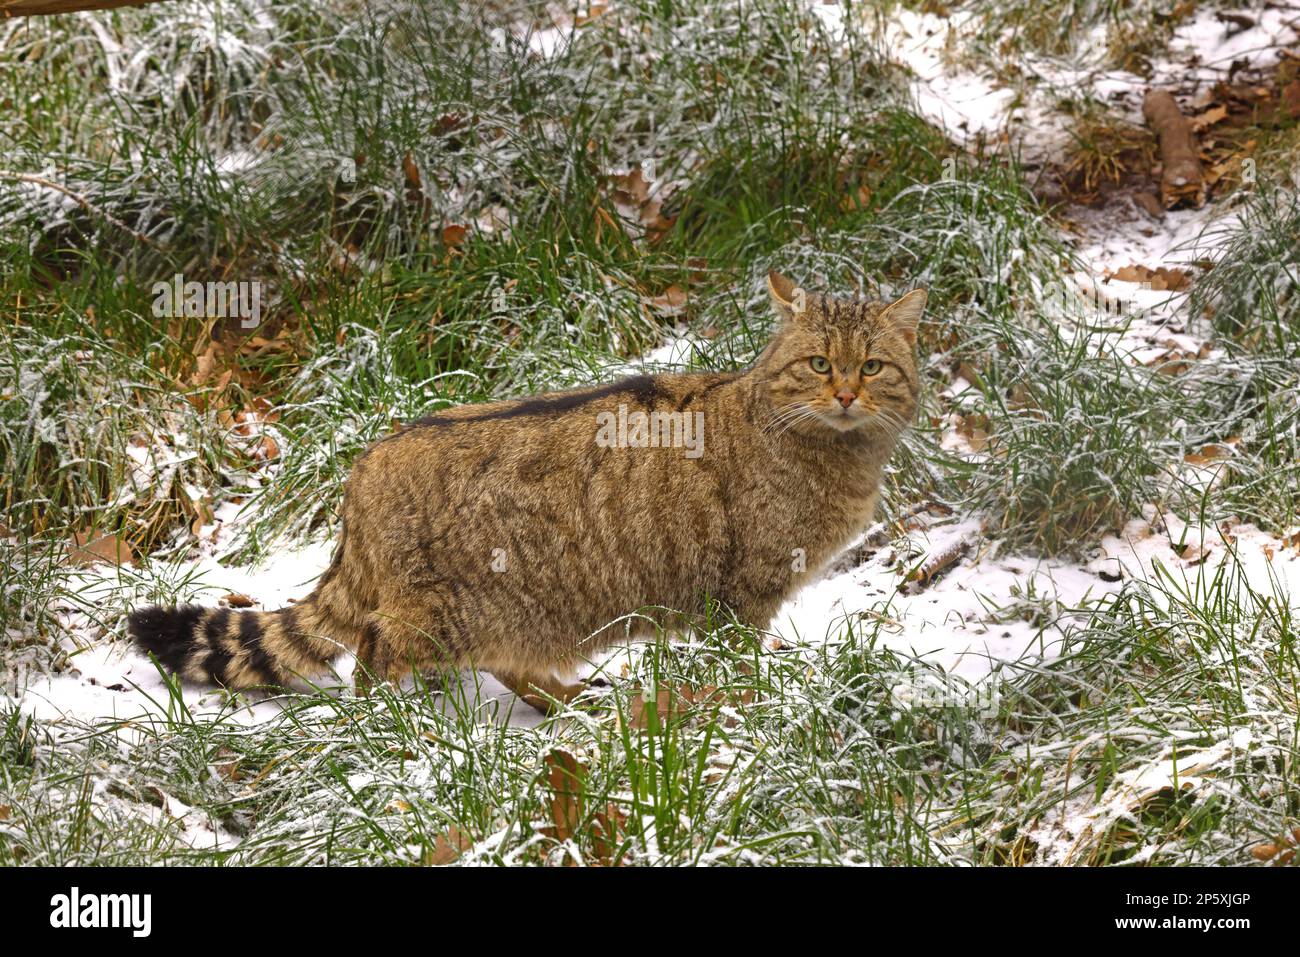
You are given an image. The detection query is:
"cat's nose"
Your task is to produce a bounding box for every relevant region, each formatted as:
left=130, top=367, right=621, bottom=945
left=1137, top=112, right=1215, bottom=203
left=835, top=391, right=856, bottom=409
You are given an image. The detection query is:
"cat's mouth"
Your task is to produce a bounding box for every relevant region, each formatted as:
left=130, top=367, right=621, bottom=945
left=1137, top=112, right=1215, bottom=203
left=819, top=403, right=868, bottom=431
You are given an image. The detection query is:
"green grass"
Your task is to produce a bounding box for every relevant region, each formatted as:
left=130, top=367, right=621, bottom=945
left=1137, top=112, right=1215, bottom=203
left=956, top=0, right=1198, bottom=68
left=1185, top=185, right=1300, bottom=531
left=2, top=0, right=1299, bottom=866
left=4, top=558, right=1295, bottom=865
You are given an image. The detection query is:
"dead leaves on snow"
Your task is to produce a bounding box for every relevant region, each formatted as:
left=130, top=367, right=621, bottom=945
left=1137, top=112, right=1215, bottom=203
left=1251, top=827, right=1300, bottom=865
left=1177, top=57, right=1300, bottom=195
left=604, top=166, right=677, bottom=245
left=1107, top=263, right=1190, bottom=291
left=423, top=824, right=475, bottom=865
left=622, top=682, right=755, bottom=731
left=66, top=530, right=136, bottom=567
left=540, top=748, right=628, bottom=866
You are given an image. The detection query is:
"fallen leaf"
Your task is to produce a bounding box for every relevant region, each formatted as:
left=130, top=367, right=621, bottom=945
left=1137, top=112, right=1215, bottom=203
left=402, top=152, right=421, bottom=191
left=545, top=749, right=585, bottom=843
left=575, top=2, right=607, bottom=25
left=1133, top=191, right=1165, bottom=219
left=955, top=413, right=990, bottom=452
left=189, top=339, right=222, bottom=389
left=254, top=434, right=279, bottom=462
left=435, top=112, right=464, bottom=135
left=1183, top=443, right=1233, bottom=466
left=610, top=167, right=651, bottom=206
left=953, top=361, right=984, bottom=389
left=1251, top=843, right=1279, bottom=861
left=649, top=284, right=688, bottom=315
left=626, top=687, right=691, bottom=729
left=222, top=592, right=256, bottom=608
left=591, top=801, right=627, bottom=866
left=423, top=825, right=473, bottom=865
left=1282, top=80, right=1300, bottom=120
left=1191, top=104, right=1229, bottom=132
left=1251, top=827, right=1300, bottom=865
left=641, top=200, right=677, bottom=244
left=1006, top=382, right=1033, bottom=410
left=625, top=683, right=752, bottom=730
left=839, top=183, right=872, bottom=211
left=441, top=224, right=469, bottom=247
left=238, top=333, right=294, bottom=358
left=1110, top=263, right=1189, bottom=291
left=211, top=746, right=243, bottom=783
left=68, top=531, right=136, bottom=567
left=189, top=496, right=215, bottom=537
left=1173, top=541, right=1212, bottom=565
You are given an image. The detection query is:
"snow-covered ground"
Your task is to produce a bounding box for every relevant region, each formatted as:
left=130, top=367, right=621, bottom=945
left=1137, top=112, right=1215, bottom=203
left=15, top=473, right=1300, bottom=734
left=14, top=501, right=546, bottom=732
left=6, top=0, right=1299, bottom=745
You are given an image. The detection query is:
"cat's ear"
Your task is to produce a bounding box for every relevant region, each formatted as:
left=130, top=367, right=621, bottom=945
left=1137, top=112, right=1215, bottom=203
left=881, top=289, right=927, bottom=346
left=767, top=271, right=806, bottom=321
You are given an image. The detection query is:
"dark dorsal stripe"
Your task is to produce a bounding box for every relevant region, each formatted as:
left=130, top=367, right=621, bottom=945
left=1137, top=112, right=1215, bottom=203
left=409, top=375, right=661, bottom=429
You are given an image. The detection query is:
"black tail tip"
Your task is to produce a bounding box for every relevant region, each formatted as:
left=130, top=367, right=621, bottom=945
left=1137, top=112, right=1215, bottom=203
left=127, top=604, right=206, bottom=674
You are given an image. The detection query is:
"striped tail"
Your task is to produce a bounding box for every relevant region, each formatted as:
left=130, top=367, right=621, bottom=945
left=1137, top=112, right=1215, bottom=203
left=127, top=594, right=347, bottom=689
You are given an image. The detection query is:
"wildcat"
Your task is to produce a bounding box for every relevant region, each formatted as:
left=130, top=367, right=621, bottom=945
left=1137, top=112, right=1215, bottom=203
left=129, top=273, right=924, bottom=704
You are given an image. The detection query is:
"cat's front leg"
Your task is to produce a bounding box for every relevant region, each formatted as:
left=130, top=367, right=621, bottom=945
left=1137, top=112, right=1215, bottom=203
left=492, top=668, right=586, bottom=715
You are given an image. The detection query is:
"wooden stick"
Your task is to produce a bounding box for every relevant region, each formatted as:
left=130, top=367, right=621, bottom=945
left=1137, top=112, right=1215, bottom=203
left=903, top=526, right=983, bottom=587
left=0, top=169, right=160, bottom=250
left=1142, top=91, right=1206, bottom=210
left=1, top=0, right=167, bottom=15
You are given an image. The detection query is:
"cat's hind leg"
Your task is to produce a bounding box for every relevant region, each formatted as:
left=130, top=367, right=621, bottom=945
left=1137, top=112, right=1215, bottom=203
left=353, top=596, right=461, bottom=694
left=352, top=620, right=395, bottom=695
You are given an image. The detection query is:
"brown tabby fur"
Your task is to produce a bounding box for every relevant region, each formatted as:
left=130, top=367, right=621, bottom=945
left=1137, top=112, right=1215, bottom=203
left=129, top=273, right=925, bottom=705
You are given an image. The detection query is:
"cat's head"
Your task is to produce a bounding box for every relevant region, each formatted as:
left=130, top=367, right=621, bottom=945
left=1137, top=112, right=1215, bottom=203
left=756, top=271, right=924, bottom=438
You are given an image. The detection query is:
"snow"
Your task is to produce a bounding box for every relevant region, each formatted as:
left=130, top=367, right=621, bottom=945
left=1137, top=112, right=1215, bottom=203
left=1165, top=5, right=1300, bottom=80
left=17, top=454, right=1297, bottom=740
left=6, top=5, right=1300, bottom=868
left=880, top=9, right=1020, bottom=141
left=526, top=26, right=572, bottom=60
left=859, top=1, right=1300, bottom=174
left=7, top=498, right=546, bottom=733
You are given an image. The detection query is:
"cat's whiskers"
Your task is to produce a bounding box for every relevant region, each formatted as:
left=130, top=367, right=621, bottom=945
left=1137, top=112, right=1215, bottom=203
left=768, top=412, right=817, bottom=440
left=772, top=406, right=823, bottom=440
left=870, top=408, right=910, bottom=442
left=871, top=408, right=905, bottom=434
left=762, top=401, right=813, bottom=435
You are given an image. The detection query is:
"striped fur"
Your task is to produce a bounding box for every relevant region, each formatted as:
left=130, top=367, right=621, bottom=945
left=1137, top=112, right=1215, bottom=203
left=128, top=525, right=366, bottom=688
left=129, top=275, right=924, bottom=697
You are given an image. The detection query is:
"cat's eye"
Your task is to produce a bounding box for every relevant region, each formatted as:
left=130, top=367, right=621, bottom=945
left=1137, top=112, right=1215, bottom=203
left=810, top=356, right=831, bottom=373
left=861, top=359, right=883, bottom=376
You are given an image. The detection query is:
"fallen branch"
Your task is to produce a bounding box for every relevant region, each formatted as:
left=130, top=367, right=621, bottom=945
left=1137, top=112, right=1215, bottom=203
left=902, top=525, right=984, bottom=588
left=1, top=0, right=168, bottom=15
left=0, top=169, right=160, bottom=250
left=1142, top=91, right=1206, bottom=209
